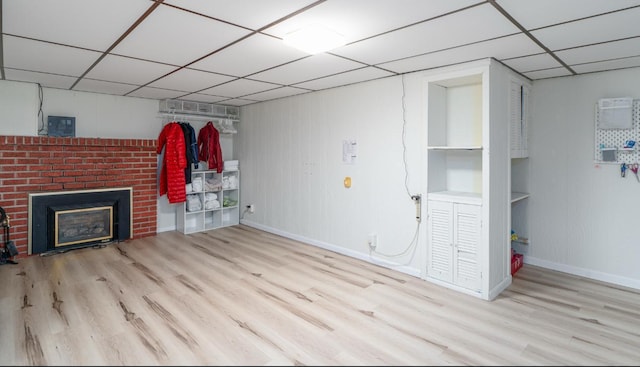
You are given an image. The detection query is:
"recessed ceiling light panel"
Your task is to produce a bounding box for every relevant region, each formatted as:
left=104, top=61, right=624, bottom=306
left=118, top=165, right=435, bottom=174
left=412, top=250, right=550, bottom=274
left=282, top=23, right=346, bottom=54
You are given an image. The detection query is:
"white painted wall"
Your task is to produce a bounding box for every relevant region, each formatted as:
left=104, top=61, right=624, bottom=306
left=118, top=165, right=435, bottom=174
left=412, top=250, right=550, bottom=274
left=528, top=68, right=640, bottom=289
left=237, top=74, right=427, bottom=277
left=0, top=80, right=234, bottom=233
left=238, top=62, right=498, bottom=284
left=0, top=80, right=39, bottom=135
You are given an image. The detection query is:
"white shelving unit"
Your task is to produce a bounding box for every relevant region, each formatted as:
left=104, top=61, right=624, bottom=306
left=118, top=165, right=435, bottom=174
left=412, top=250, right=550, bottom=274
left=158, top=99, right=240, bottom=134
left=511, top=159, right=530, bottom=253
left=177, top=169, right=240, bottom=234
left=509, top=77, right=532, bottom=257
left=425, top=59, right=513, bottom=300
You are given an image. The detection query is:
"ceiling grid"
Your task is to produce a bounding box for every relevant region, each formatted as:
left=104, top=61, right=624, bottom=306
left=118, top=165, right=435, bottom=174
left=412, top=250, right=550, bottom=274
left=1, top=0, right=639, bottom=106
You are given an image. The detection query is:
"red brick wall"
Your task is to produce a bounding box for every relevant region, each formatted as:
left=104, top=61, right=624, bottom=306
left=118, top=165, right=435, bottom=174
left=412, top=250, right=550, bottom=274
left=0, top=135, right=158, bottom=258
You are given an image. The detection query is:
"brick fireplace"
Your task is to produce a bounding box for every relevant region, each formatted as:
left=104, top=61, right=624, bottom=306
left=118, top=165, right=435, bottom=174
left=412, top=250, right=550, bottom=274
left=0, top=135, right=157, bottom=258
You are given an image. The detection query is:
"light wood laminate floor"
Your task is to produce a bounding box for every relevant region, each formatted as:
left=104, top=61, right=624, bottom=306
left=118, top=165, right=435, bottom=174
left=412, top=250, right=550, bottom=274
left=1, top=225, right=639, bottom=365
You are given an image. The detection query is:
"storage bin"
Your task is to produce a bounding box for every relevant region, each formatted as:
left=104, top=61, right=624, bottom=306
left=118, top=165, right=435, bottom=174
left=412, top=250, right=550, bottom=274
left=224, top=160, right=239, bottom=171
left=511, top=253, right=523, bottom=275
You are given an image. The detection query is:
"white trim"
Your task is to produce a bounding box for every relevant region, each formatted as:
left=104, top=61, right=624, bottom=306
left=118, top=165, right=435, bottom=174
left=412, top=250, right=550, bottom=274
left=240, top=219, right=421, bottom=278
left=524, top=256, right=640, bottom=290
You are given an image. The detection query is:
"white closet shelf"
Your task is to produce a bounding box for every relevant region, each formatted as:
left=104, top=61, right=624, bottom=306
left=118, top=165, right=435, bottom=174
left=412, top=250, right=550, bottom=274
left=428, top=146, right=483, bottom=150
left=159, top=112, right=238, bottom=134
left=512, top=237, right=529, bottom=245
left=159, top=112, right=239, bottom=122
left=511, top=192, right=530, bottom=203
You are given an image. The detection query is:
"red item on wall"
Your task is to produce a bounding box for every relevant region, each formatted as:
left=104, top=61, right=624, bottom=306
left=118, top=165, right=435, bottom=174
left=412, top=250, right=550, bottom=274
left=157, top=122, right=187, bottom=203
left=197, top=121, right=223, bottom=173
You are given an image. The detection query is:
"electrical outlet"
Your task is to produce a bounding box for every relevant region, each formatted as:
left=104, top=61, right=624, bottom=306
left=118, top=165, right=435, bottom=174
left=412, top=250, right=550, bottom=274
left=247, top=204, right=255, bottom=213
left=368, top=233, right=377, bottom=250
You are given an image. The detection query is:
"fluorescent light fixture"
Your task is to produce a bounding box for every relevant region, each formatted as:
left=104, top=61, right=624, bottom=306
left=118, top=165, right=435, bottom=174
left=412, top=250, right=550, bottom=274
left=282, top=23, right=346, bottom=54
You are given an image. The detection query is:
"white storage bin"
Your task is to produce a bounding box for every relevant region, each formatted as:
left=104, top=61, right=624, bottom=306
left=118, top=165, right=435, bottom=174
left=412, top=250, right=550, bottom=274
left=224, top=160, right=239, bottom=171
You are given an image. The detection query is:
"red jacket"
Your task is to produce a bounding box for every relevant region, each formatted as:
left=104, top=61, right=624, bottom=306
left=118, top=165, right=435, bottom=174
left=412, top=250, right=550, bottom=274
left=197, top=121, right=223, bottom=173
left=157, top=122, right=187, bottom=203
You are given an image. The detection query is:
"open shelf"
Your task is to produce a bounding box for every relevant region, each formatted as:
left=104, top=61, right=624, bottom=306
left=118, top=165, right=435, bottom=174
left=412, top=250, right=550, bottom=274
left=512, top=237, right=529, bottom=245
left=511, top=192, right=530, bottom=203
left=428, top=146, right=483, bottom=150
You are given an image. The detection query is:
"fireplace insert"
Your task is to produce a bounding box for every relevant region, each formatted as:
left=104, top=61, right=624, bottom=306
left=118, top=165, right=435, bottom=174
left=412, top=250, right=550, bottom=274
left=29, top=188, right=132, bottom=255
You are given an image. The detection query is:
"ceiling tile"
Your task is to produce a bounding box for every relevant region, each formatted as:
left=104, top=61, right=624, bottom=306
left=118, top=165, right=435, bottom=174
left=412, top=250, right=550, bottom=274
left=249, top=53, right=364, bottom=85
left=292, top=66, right=394, bottom=90
left=2, top=0, right=152, bottom=51
left=148, top=68, right=236, bottom=93
left=531, top=7, right=640, bottom=50
left=263, top=0, right=479, bottom=42
left=495, top=0, right=640, bottom=30
left=200, top=79, right=281, bottom=98
left=3, top=68, right=77, bottom=90
left=178, top=93, right=230, bottom=104
left=111, top=5, right=252, bottom=66
left=555, top=37, right=640, bottom=65
left=3, top=36, right=101, bottom=77
left=189, top=33, right=308, bottom=77
left=332, top=3, right=520, bottom=65
left=523, top=67, right=573, bottom=79
left=500, top=53, right=564, bottom=73
left=218, top=98, right=259, bottom=106
left=163, top=0, right=319, bottom=30
left=243, top=86, right=309, bottom=101
left=126, top=86, right=188, bottom=100
left=379, top=33, right=543, bottom=74
left=73, top=79, right=140, bottom=96
left=570, top=56, right=640, bottom=75
left=84, top=54, right=178, bottom=86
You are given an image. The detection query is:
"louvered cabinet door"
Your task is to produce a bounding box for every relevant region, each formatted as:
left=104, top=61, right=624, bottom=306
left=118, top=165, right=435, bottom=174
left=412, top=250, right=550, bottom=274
left=453, top=203, right=481, bottom=291
left=427, top=200, right=454, bottom=283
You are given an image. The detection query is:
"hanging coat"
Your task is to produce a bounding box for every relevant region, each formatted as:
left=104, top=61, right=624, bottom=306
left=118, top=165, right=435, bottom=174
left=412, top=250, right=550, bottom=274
left=179, top=122, right=199, bottom=183
left=197, top=121, right=224, bottom=173
left=157, top=122, right=187, bottom=203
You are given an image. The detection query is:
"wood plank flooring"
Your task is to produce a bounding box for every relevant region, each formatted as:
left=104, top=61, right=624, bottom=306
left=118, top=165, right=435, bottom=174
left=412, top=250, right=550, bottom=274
left=1, top=224, right=639, bottom=365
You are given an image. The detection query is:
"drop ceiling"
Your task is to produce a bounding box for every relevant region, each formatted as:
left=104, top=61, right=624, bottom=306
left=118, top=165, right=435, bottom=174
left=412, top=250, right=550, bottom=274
left=2, top=0, right=640, bottom=107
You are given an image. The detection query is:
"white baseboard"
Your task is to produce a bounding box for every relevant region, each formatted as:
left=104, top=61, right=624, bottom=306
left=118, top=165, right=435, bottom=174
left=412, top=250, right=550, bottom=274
left=157, top=225, right=176, bottom=233
left=240, top=219, right=421, bottom=279
left=235, top=221, right=640, bottom=293
left=524, top=256, right=640, bottom=290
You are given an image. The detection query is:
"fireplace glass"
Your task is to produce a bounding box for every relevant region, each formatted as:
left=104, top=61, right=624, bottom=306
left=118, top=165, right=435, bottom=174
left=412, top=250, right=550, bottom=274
left=54, top=206, right=113, bottom=247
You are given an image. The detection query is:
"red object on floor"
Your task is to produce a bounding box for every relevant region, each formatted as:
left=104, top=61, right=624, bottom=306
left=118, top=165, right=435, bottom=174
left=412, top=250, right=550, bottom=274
left=511, top=253, right=524, bottom=275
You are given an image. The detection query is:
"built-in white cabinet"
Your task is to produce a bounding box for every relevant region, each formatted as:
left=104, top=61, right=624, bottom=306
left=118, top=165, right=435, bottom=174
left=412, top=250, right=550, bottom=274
left=427, top=199, right=481, bottom=292
left=511, top=159, right=530, bottom=252
left=510, top=77, right=532, bottom=255
left=177, top=169, right=239, bottom=234
left=425, top=59, right=513, bottom=300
